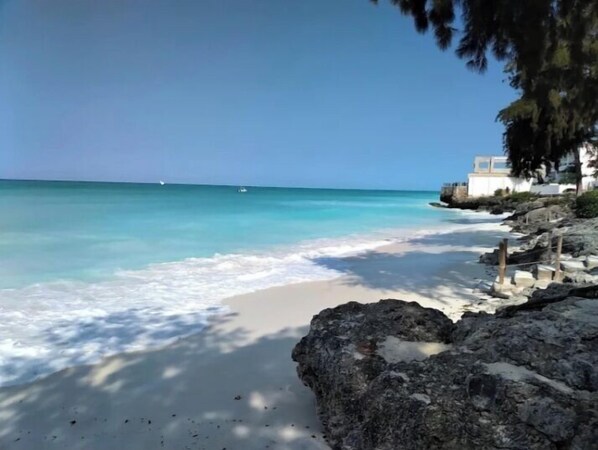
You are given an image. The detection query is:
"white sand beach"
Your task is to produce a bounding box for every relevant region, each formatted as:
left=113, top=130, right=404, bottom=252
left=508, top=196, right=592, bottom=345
left=0, top=215, right=512, bottom=450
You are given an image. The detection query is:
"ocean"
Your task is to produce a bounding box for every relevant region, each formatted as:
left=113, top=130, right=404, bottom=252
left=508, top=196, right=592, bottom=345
left=0, top=180, right=457, bottom=386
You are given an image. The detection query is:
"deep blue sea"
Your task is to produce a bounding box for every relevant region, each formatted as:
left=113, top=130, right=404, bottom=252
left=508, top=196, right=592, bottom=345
left=0, top=180, right=459, bottom=386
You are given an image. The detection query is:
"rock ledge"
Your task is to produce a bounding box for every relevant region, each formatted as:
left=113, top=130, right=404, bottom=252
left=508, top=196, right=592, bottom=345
left=292, top=290, right=598, bottom=450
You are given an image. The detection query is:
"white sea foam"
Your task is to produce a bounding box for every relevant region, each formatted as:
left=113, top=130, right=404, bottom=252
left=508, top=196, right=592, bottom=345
left=0, top=214, right=500, bottom=387
left=0, top=229, right=409, bottom=387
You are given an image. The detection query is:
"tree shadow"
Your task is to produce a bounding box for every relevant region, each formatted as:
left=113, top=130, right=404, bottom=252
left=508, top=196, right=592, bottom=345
left=408, top=228, right=509, bottom=247
left=311, top=227, right=510, bottom=304
left=441, top=216, right=506, bottom=225
left=0, top=313, right=329, bottom=449
left=0, top=307, right=226, bottom=387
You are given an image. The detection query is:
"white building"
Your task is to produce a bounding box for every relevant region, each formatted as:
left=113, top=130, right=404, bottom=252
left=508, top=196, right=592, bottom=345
left=465, top=146, right=597, bottom=198
left=556, top=143, right=597, bottom=191
left=531, top=144, right=597, bottom=195
left=467, top=156, right=533, bottom=197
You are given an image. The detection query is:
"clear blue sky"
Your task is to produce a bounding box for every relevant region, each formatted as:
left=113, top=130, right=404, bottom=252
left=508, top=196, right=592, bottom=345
left=0, top=0, right=516, bottom=190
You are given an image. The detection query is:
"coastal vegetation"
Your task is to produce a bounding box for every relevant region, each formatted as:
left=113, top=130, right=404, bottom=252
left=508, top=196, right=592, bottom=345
left=575, top=190, right=598, bottom=218
left=377, top=0, right=598, bottom=192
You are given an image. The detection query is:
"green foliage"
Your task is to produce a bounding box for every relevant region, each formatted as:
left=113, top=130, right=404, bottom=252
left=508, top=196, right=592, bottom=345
left=558, top=172, right=578, bottom=185
left=377, top=0, right=598, bottom=179
left=507, top=192, right=539, bottom=202
left=494, top=188, right=504, bottom=197
left=575, top=190, right=598, bottom=218
left=543, top=195, right=574, bottom=207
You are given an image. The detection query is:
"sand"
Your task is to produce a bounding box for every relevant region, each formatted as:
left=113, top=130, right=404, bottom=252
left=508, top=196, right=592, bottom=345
left=0, top=215, right=512, bottom=450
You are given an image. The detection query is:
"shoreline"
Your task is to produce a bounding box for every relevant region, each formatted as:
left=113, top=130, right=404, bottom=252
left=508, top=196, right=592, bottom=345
left=0, top=213, right=512, bottom=449
left=0, top=209, right=497, bottom=388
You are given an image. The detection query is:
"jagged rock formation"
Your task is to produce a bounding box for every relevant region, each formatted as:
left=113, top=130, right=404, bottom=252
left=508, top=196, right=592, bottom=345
left=292, top=287, right=598, bottom=450
left=506, top=217, right=598, bottom=268
left=438, top=196, right=573, bottom=217
left=479, top=206, right=597, bottom=271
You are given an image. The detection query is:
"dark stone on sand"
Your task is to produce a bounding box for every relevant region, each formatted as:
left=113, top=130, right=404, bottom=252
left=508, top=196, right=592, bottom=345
left=292, top=294, right=598, bottom=450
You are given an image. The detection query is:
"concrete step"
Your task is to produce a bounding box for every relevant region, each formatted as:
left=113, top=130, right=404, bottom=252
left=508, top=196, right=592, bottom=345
left=535, top=264, right=555, bottom=281
left=512, top=270, right=535, bottom=288
left=534, top=279, right=553, bottom=289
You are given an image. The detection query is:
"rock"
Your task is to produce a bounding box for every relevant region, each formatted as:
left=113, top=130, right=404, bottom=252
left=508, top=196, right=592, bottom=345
left=560, top=260, right=586, bottom=272
left=479, top=249, right=499, bottom=265
left=514, top=199, right=545, bottom=215
left=293, top=294, right=598, bottom=450
left=585, top=255, right=598, bottom=270
left=507, top=202, right=573, bottom=235
left=508, top=245, right=551, bottom=269
left=508, top=216, right=597, bottom=269
left=512, top=270, right=535, bottom=288
left=428, top=202, right=447, bottom=208
left=563, top=271, right=598, bottom=284
left=525, top=207, right=555, bottom=224
left=560, top=218, right=598, bottom=256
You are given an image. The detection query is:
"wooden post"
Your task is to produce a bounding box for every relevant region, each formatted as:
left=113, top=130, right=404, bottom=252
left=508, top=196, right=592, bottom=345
left=547, top=230, right=553, bottom=263
left=502, top=238, right=509, bottom=261
left=498, top=241, right=506, bottom=285
left=554, top=235, right=563, bottom=282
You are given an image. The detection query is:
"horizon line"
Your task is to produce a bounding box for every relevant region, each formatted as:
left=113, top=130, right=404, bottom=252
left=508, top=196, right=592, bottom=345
left=0, top=177, right=439, bottom=193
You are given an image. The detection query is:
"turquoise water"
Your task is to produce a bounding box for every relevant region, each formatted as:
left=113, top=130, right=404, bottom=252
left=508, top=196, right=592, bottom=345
left=0, top=180, right=457, bottom=386
left=0, top=180, right=444, bottom=289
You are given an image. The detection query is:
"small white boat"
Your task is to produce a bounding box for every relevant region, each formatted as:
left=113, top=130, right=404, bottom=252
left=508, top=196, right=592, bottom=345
left=159, top=180, right=165, bottom=186
left=238, top=186, right=247, bottom=193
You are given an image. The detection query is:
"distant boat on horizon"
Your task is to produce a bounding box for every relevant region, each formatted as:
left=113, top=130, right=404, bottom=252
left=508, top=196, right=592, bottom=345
left=238, top=186, right=247, bottom=193
left=159, top=180, right=165, bottom=186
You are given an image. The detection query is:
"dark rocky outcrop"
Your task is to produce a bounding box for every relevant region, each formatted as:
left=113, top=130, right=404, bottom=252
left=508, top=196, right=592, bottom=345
left=505, top=204, right=571, bottom=235
left=428, top=202, right=447, bottom=208
left=478, top=202, right=596, bottom=271
left=504, top=217, right=598, bottom=270
left=442, top=196, right=576, bottom=225
left=292, top=293, right=598, bottom=450
left=559, top=218, right=598, bottom=256
left=444, top=196, right=510, bottom=214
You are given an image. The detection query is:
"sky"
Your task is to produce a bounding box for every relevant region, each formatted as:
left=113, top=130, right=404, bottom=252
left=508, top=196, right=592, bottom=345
left=0, top=0, right=517, bottom=190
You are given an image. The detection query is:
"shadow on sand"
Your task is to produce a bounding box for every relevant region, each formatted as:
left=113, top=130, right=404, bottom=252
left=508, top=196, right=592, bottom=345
left=0, top=313, right=328, bottom=450
left=312, top=224, right=509, bottom=304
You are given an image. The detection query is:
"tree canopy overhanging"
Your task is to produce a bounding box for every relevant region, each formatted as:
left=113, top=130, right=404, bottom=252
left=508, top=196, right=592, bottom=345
left=376, top=0, right=598, bottom=189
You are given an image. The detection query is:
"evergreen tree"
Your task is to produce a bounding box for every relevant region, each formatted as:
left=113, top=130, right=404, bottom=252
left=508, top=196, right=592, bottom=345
left=376, top=0, right=598, bottom=192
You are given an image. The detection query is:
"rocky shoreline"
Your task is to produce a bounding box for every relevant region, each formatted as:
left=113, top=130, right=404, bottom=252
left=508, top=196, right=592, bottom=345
left=293, top=197, right=598, bottom=450
left=480, top=198, right=598, bottom=287
left=292, top=287, right=597, bottom=449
